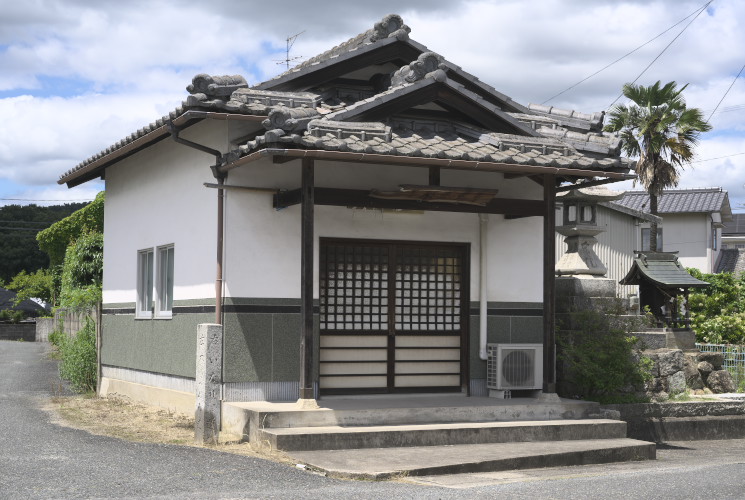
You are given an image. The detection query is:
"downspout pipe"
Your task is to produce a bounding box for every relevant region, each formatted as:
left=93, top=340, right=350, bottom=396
left=167, top=122, right=226, bottom=325
left=479, top=213, right=489, bottom=361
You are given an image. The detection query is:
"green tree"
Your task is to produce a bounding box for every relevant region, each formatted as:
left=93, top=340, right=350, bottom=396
left=5, top=269, right=54, bottom=305
left=59, top=231, right=104, bottom=309
left=604, top=81, right=711, bottom=251
left=0, top=202, right=86, bottom=282
left=37, top=192, right=104, bottom=267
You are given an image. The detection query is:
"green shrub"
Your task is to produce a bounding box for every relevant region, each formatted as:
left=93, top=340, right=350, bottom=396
left=557, top=309, right=653, bottom=403
left=48, top=330, right=65, bottom=348
left=686, top=268, right=745, bottom=344
left=0, top=310, right=25, bottom=323
left=58, top=317, right=97, bottom=393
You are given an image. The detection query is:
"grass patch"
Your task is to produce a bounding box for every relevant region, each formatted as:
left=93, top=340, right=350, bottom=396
left=45, top=394, right=295, bottom=465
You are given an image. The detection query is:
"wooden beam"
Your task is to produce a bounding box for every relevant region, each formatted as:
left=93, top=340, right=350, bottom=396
left=299, top=158, right=315, bottom=401
left=543, top=174, right=557, bottom=394
left=274, top=187, right=545, bottom=217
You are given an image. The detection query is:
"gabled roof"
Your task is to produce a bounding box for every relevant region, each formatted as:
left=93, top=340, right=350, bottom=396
left=722, top=213, right=745, bottom=236
left=614, top=188, right=732, bottom=219
left=60, top=14, right=632, bottom=188
left=619, top=252, right=709, bottom=288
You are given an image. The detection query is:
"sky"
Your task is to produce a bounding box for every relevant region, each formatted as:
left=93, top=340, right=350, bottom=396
left=1, top=0, right=744, bottom=208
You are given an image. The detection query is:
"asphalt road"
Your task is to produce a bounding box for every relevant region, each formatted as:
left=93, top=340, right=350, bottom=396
left=2, top=340, right=745, bottom=499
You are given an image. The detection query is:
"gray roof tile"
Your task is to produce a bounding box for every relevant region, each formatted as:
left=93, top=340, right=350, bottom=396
left=615, top=188, right=730, bottom=215
left=722, top=213, right=745, bottom=235
left=715, top=249, right=745, bottom=274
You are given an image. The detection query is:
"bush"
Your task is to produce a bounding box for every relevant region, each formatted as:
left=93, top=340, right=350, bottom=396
left=686, top=269, right=745, bottom=344
left=0, top=310, right=25, bottom=323
left=57, top=317, right=97, bottom=393
left=557, top=309, right=653, bottom=403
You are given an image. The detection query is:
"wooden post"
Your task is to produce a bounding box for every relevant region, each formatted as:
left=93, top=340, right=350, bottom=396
left=299, top=158, right=315, bottom=401
left=543, top=174, right=556, bottom=393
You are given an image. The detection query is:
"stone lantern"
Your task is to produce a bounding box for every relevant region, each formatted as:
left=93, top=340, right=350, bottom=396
left=555, top=186, right=624, bottom=277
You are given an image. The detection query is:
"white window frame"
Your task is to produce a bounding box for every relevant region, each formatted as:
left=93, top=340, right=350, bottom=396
left=155, top=244, right=174, bottom=319
left=136, top=249, right=154, bottom=319
left=136, top=244, right=174, bottom=320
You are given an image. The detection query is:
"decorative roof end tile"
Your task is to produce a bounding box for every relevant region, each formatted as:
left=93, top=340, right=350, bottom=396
left=187, top=74, right=248, bottom=97
left=390, top=52, right=446, bottom=87
left=370, top=14, right=411, bottom=42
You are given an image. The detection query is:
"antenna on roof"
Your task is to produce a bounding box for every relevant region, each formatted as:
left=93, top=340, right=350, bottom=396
left=274, top=31, right=305, bottom=70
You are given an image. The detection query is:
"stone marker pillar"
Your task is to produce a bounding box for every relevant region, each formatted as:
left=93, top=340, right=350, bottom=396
left=195, top=323, right=222, bottom=444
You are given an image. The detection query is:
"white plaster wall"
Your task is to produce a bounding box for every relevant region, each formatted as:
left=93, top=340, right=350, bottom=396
left=103, top=121, right=229, bottom=303
left=640, top=213, right=712, bottom=272
left=222, top=159, right=544, bottom=302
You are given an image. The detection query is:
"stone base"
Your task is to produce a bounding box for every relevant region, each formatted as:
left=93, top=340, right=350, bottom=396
left=555, top=276, right=617, bottom=298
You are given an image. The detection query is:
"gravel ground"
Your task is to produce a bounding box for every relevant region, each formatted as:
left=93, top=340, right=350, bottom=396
left=2, top=340, right=745, bottom=499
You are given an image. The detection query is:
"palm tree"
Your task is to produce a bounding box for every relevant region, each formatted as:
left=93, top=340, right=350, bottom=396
left=605, top=81, right=712, bottom=252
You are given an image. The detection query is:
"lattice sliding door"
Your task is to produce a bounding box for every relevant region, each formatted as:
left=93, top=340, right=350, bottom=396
left=319, top=239, right=468, bottom=395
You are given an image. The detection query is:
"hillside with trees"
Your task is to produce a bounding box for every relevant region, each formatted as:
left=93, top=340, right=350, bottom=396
left=0, top=202, right=87, bottom=283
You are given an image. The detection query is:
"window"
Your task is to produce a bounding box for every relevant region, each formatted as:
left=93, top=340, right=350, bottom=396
left=641, top=228, right=663, bottom=251
left=137, top=249, right=154, bottom=318
left=136, top=245, right=174, bottom=319
left=156, top=245, right=174, bottom=317
left=712, top=228, right=718, bottom=251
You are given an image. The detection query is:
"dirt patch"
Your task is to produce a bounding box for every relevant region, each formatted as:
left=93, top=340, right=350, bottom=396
left=45, top=394, right=295, bottom=465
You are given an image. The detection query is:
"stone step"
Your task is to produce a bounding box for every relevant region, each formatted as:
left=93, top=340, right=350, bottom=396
left=288, top=438, right=656, bottom=479
left=260, top=419, right=627, bottom=451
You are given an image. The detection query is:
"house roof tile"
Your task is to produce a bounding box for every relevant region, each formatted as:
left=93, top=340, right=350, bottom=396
left=614, top=188, right=731, bottom=215
left=715, top=249, right=745, bottom=274
left=60, top=13, right=631, bottom=186
left=722, top=213, right=745, bottom=235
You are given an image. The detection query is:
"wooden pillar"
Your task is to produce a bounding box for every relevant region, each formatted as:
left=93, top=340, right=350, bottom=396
left=543, top=174, right=556, bottom=393
left=299, top=158, right=315, bottom=401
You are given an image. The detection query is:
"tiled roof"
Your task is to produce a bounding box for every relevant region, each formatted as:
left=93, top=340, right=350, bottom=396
left=715, top=249, right=745, bottom=274
left=614, top=188, right=730, bottom=215
left=238, top=118, right=630, bottom=171
left=619, top=252, right=709, bottom=288
left=60, top=14, right=631, bottom=186
left=722, top=213, right=745, bottom=235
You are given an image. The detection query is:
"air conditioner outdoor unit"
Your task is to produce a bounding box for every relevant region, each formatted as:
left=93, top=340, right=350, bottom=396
left=487, top=343, right=543, bottom=396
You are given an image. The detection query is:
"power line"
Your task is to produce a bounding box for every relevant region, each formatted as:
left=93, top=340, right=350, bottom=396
left=607, top=0, right=712, bottom=110
left=0, top=219, right=52, bottom=226
left=692, top=151, right=745, bottom=163
left=541, top=1, right=710, bottom=104
left=0, top=226, right=43, bottom=232
left=706, top=60, right=745, bottom=123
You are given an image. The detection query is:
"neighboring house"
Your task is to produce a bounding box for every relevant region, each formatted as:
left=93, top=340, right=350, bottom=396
left=555, top=200, right=660, bottom=300
left=0, top=287, right=47, bottom=317
left=58, top=14, right=631, bottom=407
left=716, top=213, right=745, bottom=274
left=614, top=188, right=732, bottom=274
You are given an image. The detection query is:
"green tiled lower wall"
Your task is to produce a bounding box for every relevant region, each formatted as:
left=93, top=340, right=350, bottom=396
left=102, top=310, right=212, bottom=378
left=102, top=299, right=541, bottom=384
left=468, top=302, right=543, bottom=379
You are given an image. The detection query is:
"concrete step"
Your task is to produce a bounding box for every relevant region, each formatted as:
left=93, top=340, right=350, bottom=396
left=222, top=397, right=601, bottom=443
left=288, top=438, right=657, bottom=479
left=261, top=419, right=627, bottom=451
